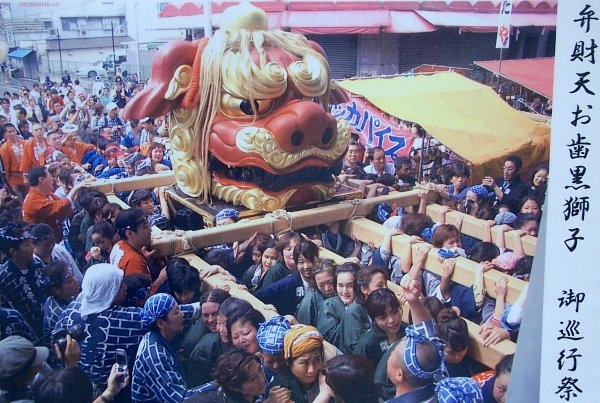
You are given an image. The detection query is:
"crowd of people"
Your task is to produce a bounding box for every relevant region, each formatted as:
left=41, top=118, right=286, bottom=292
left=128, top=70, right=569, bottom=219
left=0, top=73, right=545, bottom=403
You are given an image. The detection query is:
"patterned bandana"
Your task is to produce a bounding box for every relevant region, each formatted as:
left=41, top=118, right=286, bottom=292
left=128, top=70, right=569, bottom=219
left=283, top=324, right=323, bottom=360
left=438, top=247, right=467, bottom=260
left=0, top=222, right=30, bottom=241
left=468, top=185, right=492, bottom=200
left=403, top=326, right=447, bottom=382
left=492, top=252, right=521, bottom=272
left=140, top=293, right=177, bottom=328
left=257, top=315, right=291, bottom=355
left=435, top=377, right=484, bottom=403
left=494, top=211, right=517, bottom=225
left=215, top=208, right=239, bottom=223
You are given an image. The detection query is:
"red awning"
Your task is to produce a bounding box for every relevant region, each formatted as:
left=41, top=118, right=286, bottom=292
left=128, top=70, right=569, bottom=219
left=474, top=57, right=555, bottom=98
left=282, top=10, right=390, bottom=34
left=383, top=11, right=437, bottom=33
left=416, top=10, right=556, bottom=32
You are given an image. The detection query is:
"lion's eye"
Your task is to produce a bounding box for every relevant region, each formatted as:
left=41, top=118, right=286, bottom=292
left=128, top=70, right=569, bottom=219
left=221, top=93, right=273, bottom=118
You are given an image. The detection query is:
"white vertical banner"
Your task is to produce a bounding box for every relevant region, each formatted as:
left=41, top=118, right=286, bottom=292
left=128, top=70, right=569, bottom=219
left=539, top=1, right=600, bottom=402
left=496, top=0, right=513, bottom=49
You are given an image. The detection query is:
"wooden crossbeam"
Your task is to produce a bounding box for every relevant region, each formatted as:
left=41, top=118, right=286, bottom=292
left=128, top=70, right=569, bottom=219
left=86, top=171, right=175, bottom=194
left=425, top=204, right=537, bottom=256
left=346, top=218, right=526, bottom=304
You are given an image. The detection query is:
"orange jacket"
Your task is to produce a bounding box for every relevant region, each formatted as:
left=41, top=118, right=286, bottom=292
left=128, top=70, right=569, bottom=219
left=60, top=141, right=95, bottom=164
left=23, top=187, right=74, bottom=241
left=21, top=138, right=48, bottom=176
left=0, top=139, right=25, bottom=187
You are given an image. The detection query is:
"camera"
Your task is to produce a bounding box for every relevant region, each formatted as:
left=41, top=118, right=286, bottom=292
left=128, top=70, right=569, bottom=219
left=51, top=324, right=86, bottom=354
left=115, top=348, right=128, bottom=383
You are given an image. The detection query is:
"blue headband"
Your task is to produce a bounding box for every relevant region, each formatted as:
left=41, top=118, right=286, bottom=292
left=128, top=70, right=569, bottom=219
left=438, top=247, right=466, bottom=260
left=469, top=185, right=492, bottom=200
left=140, top=293, right=177, bottom=328
left=256, top=315, right=291, bottom=355
left=216, top=208, right=239, bottom=223
left=435, top=377, right=484, bottom=403
left=403, top=326, right=447, bottom=382
left=494, top=211, right=517, bottom=225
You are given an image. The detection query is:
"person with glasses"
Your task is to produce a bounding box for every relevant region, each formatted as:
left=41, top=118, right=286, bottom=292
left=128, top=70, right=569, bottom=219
left=179, top=288, right=231, bottom=361
left=482, top=155, right=529, bottom=214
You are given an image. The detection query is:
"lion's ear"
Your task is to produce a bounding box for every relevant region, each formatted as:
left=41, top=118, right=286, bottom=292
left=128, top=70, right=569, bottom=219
left=122, top=39, right=201, bottom=119
left=165, top=65, right=193, bottom=101
left=181, top=38, right=209, bottom=109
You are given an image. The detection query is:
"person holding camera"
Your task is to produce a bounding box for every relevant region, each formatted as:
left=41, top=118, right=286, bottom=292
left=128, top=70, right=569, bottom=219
left=55, top=263, right=201, bottom=399
left=98, top=103, right=125, bottom=144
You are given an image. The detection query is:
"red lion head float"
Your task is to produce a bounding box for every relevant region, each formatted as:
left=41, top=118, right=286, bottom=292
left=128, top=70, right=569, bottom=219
left=123, top=3, right=350, bottom=211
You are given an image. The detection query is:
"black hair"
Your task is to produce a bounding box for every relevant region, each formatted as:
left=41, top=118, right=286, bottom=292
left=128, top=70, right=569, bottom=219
left=33, top=367, right=93, bottom=403
left=226, top=308, right=265, bottom=344
left=218, top=297, right=253, bottom=322
left=513, top=256, right=533, bottom=280
left=400, top=213, right=434, bottom=238
left=129, top=189, right=153, bottom=208
left=213, top=349, right=263, bottom=401
left=114, top=208, right=147, bottom=240
left=204, top=248, right=231, bottom=271
left=365, top=287, right=401, bottom=320
left=167, top=257, right=201, bottom=297
left=57, top=168, right=74, bottom=188
left=436, top=308, right=469, bottom=353
left=514, top=213, right=538, bottom=230
left=467, top=241, right=500, bottom=263
left=29, top=223, right=56, bottom=244
left=42, top=260, right=70, bottom=294
left=123, top=274, right=151, bottom=307
left=28, top=166, right=47, bottom=186
left=505, top=155, right=523, bottom=171
left=447, top=160, right=471, bottom=178
left=91, top=220, right=116, bottom=240
left=292, top=240, right=319, bottom=265
left=394, top=156, right=411, bottom=170
left=356, top=266, right=388, bottom=305
left=324, top=354, right=380, bottom=403
left=495, top=353, right=514, bottom=376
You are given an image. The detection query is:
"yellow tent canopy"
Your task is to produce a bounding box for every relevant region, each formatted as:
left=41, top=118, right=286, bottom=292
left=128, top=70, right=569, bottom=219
left=337, top=72, right=550, bottom=181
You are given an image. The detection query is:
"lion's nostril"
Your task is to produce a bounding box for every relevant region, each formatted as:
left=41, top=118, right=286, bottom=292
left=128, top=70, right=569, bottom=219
left=321, top=126, right=333, bottom=144
left=291, top=131, right=304, bottom=146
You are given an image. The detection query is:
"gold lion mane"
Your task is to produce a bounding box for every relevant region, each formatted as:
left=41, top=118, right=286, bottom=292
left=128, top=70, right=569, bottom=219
left=169, top=9, right=332, bottom=207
